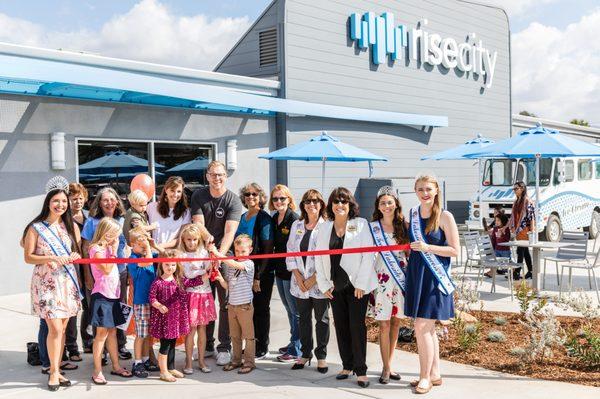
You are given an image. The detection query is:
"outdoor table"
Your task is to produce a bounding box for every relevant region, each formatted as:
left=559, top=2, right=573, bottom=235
left=498, top=241, right=574, bottom=291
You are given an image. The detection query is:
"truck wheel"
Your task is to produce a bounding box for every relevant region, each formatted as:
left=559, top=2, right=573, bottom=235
left=545, top=214, right=562, bottom=242
left=590, top=210, right=600, bottom=239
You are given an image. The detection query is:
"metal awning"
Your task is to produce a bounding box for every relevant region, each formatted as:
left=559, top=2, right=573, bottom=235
left=0, top=43, right=448, bottom=127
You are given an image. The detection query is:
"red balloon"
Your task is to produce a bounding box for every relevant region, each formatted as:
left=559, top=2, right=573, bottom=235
left=130, top=174, right=155, bottom=199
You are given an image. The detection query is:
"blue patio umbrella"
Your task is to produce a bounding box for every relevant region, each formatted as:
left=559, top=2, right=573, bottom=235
left=421, top=133, right=496, bottom=225
left=79, top=150, right=164, bottom=178
left=259, top=131, right=387, bottom=192
left=466, top=123, right=600, bottom=237
left=165, top=156, right=209, bottom=178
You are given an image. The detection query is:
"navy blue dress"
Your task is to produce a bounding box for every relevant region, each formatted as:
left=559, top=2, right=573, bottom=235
left=404, top=213, right=455, bottom=320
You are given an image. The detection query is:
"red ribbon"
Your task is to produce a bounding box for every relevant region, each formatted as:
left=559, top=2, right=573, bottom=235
left=73, top=244, right=410, bottom=264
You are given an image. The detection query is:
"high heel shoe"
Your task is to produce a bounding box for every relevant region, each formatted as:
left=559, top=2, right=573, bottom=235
left=291, top=357, right=312, bottom=370
left=58, top=378, right=72, bottom=387
left=335, top=370, right=353, bottom=380
left=357, top=378, right=370, bottom=388
left=47, top=376, right=60, bottom=392
left=316, top=360, right=328, bottom=374
left=379, top=371, right=390, bottom=384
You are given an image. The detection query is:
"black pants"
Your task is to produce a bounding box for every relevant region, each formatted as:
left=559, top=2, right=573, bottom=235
left=159, top=338, right=176, bottom=370
left=516, top=247, right=532, bottom=275
left=296, top=297, right=330, bottom=360
left=206, top=277, right=231, bottom=353
left=330, top=285, right=369, bottom=376
left=64, top=316, right=79, bottom=356
left=253, top=271, right=274, bottom=354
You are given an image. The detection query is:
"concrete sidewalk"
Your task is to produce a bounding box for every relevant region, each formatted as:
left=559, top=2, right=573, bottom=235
left=0, top=291, right=598, bottom=399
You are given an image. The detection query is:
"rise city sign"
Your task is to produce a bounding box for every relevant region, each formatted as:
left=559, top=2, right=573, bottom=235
left=349, top=12, right=498, bottom=89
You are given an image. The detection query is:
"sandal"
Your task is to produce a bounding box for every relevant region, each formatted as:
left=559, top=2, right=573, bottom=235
left=410, top=378, right=442, bottom=387
left=110, top=368, right=133, bottom=378
left=91, top=373, right=107, bottom=385
left=169, top=369, right=184, bottom=378
left=60, top=362, right=78, bottom=371
left=160, top=372, right=176, bottom=382
left=183, top=367, right=194, bottom=375
left=415, top=380, right=433, bottom=394
left=69, top=354, right=83, bottom=362
left=237, top=365, right=255, bottom=374
left=222, top=362, right=242, bottom=372
left=41, top=367, right=64, bottom=375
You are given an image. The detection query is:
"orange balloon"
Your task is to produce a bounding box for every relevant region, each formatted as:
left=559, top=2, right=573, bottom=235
left=130, top=174, right=155, bottom=199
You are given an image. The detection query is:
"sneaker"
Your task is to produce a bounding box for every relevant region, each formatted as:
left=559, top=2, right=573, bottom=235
left=118, top=347, right=132, bottom=360
left=204, top=350, right=215, bottom=359
left=524, top=272, right=532, bottom=280
left=255, top=351, right=268, bottom=360
left=278, top=346, right=289, bottom=355
left=133, top=362, right=148, bottom=378
left=216, top=351, right=231, bottom=366
left=276, top=353, right=297, bottom=362
left=144, top=359, right=160, bottom=372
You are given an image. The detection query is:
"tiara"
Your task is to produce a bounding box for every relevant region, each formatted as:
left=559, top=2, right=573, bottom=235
left=45, top=176, right=70, bottom=194
left=377, top=185, right=397, bottom=198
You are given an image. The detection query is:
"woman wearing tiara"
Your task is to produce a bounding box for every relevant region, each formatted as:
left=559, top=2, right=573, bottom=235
left=22, top=177, right=83, bottom=391
left=367, top=186, right=409, bottom=384
left=405, top=175, right=459, bottom=394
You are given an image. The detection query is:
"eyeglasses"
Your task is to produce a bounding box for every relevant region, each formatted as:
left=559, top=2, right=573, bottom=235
left=244, top=192, right=259, bottom=197
left=332, top=199, right=349, bottom=205
left=303, top=198, right=319, bottom=205
left=207, top=172, right=226, bottom=178
left=272, top=197, right=288, bottom=202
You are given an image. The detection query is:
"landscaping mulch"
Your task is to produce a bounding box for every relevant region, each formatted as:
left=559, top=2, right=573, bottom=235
left=366, top=311, right=600, bottom=387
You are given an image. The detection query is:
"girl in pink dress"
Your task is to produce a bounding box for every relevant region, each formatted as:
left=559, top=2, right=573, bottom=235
left=149, top=249, right=203, bottom=382
left=178, top=224, right=216, bottom=374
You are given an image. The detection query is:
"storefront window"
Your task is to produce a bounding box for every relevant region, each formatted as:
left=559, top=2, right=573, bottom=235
left=77, top=139, right=214, bottom=202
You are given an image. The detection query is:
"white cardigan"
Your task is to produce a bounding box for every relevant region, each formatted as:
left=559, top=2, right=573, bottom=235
left=314, top=217, right=378, bottom=294
left=286, top=217, right=326, bottom=299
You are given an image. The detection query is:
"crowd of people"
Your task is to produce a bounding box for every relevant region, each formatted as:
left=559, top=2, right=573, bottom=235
left=24, top=160, right=471, bottom=394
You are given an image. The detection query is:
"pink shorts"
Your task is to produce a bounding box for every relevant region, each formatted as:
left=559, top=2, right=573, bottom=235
left=188, top=292, right=217, bottom=327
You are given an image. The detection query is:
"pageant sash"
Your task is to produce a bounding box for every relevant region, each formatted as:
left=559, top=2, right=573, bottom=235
left=32, top=222, right=83, bottom=300
left=409, top=207, right=454, bottom=296
left=369, top=220, right=406, bottom=294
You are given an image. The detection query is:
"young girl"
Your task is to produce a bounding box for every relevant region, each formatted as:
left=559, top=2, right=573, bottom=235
left=89, top=217, right=133, bottom=384
left=178, top=224, right=216, bottom=374
left=149, top=250, right=202, bottom=382
left=485, top=213, right=511, bottom=278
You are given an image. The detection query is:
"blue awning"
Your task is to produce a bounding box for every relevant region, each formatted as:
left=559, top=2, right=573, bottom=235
left=0, top=45, right=448, bottom=127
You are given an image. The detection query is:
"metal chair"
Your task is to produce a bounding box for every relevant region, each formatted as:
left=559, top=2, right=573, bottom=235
left=542, top=231, right=589, bottom=289
left=559, top=249, right=600, bottom=301
left=462, top=231, right=481, bottom=274
left=476, top=233, right=519, bottom=300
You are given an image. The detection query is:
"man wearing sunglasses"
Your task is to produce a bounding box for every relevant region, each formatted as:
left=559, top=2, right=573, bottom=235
left=191, top=160, right=244, bottom=366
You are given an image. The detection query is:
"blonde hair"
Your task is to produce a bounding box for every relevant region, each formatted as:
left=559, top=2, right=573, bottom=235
left=234, top=234, right=253, bottom=248
left=128, top=189, right=148, bottom=206
left=268, top=184, right=298, bottom=212
left=414, top=174, right=443, bottom=234
left=206, top=160, right=226, bottom=173
left=158, top=249, right=184, bottom=289
left=178, top=223, right=210, bottom=252
left=128, top=226, right=150, bottom=245
left=90, top=217, right=122, bottom=246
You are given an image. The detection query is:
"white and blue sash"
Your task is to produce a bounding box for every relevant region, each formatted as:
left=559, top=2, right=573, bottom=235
left=32, top=222, right=83, bottom=299
left=369, top=220, right=406, bottom=294
left=409, top=207, right=454, bottom=296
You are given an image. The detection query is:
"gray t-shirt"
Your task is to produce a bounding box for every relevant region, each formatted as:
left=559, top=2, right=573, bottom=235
left=190, top=187, right=244, bottom=246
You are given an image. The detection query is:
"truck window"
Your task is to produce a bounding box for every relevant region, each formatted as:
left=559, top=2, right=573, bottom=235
left=482, top=159, right=514, bottom=186
left=564, top=160, right=574, bottom=182
left=578, top=159, right=592, bottom=181
left=595, top=160, right=600, bottom=179
left=516, top=158, right=552, bottom=186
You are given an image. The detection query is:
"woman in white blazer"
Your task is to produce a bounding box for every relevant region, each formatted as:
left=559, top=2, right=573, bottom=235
left=314, top=187, right=377, bottom=388
left=286, top=189, right=329, bottom=373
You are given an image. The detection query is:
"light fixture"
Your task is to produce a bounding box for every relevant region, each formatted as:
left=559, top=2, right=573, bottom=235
left=50, top=132, right=66, bottom=170
left=226, top=139, right=237, bottom=171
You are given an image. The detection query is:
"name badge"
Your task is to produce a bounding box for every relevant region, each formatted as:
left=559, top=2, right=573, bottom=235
left=281, top=227, right=290, bottom=235
left=347, top=225, right=357, bottom=232
left=296, top=230, right=303, bottom=235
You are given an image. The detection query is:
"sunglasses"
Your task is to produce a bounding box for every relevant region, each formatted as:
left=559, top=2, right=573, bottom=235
left=272, top=196, right=288, bottom=202
left=332, top=199, right=349, bottom=205
left=303, top=198, right=319, bottom=205
left=244, top=192, right=259, bottom=197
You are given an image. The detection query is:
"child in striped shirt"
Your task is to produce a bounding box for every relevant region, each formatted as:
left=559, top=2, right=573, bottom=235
left=209, top=234, right=255, bottom=374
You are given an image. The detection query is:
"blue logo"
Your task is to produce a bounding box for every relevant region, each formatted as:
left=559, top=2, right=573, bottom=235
left=349, top=12, right=407, bottom=65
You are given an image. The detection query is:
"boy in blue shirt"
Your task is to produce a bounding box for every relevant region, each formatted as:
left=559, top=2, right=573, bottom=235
left=127, top=227, right=163, bottom=377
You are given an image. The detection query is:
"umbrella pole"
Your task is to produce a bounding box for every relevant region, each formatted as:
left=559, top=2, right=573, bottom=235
left=478, top=159, right=483, bottom=228
left=535, top=154, right=540, bottom=236
left=321, top=158, right=326, bottom=195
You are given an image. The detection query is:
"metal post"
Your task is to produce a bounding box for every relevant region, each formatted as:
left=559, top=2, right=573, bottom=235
left=321, top=158, right=326, bottom=195
left=478, top=158, right=483, bottom=227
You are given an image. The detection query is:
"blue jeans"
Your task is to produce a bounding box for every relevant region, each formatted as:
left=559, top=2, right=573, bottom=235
left=38, top=319, right=50, bottom=368
left=275, top=277, right=301, bottom=357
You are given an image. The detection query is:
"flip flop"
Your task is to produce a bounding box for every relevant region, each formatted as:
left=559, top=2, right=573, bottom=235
left=237, top=366, right=255, bottom=374
left=69, top=354, right=83, bottom=362
left=222, top=363, right=241, bottom=372
left=110, top=368, right=133, bottom=378
left=60, top=362, right=78, bottom=371
left=91, top=373, right=107, bottom=385
left=41, top=368, right=64, bottom=375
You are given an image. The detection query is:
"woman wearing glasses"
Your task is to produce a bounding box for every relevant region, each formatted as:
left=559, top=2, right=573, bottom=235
left=508, top=181, right=535, bottom=280
left=287, top=189, right=329, bottom=373
left=237, top=183, right=274, bottom=359
left=268, top=185, right=301, bottom=362
left=314, top=187, right=377, bottom=388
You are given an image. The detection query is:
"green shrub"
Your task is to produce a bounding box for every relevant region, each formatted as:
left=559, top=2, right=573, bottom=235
left=493, top=316, right=507, bottom=326
left=565, top=328, right=600, bottom=366
left=509, top=347, right=526, bottom=357
left=487, top=330, right=506, bottom=342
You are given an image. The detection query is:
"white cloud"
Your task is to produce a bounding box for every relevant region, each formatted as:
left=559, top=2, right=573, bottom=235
left=512, top=9, right=600, bottom=123
left=0, top=0, right=251, bottom=70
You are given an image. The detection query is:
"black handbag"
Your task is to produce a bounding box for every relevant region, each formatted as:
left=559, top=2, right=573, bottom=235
left=398, top=326, right=415, bottom=343
left=27, top=342, right=42, bottom=366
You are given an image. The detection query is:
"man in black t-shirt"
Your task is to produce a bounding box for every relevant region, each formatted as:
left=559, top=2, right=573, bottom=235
left=191, top=160, right=243, bottom=366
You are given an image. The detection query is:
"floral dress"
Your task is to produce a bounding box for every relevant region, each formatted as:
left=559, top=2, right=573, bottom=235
left=368, top=231, right=407, bottom=320
left=30, top=223, right=81, bottom=319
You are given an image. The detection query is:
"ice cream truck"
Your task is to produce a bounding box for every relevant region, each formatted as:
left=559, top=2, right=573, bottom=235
left=467, top=157, right=600, bottom=241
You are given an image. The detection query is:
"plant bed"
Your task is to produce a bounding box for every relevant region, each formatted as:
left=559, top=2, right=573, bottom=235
left=366, top=311, right=600, bottom=387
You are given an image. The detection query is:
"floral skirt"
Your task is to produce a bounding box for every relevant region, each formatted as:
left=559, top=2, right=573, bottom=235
left=368, top=264, right=405, bottom=320
left=188, top=292, right=217, bottom=327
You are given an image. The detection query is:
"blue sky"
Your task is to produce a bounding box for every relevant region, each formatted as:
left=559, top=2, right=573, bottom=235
left=0, top=0, right=598, bottom=123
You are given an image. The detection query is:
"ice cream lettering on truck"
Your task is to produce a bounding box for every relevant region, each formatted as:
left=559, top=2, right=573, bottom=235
left=467, top=157, right=600, bottom=241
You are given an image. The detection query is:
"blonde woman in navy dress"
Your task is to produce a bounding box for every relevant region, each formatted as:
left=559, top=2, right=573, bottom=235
left=405, top=175, right=459, bottom=394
